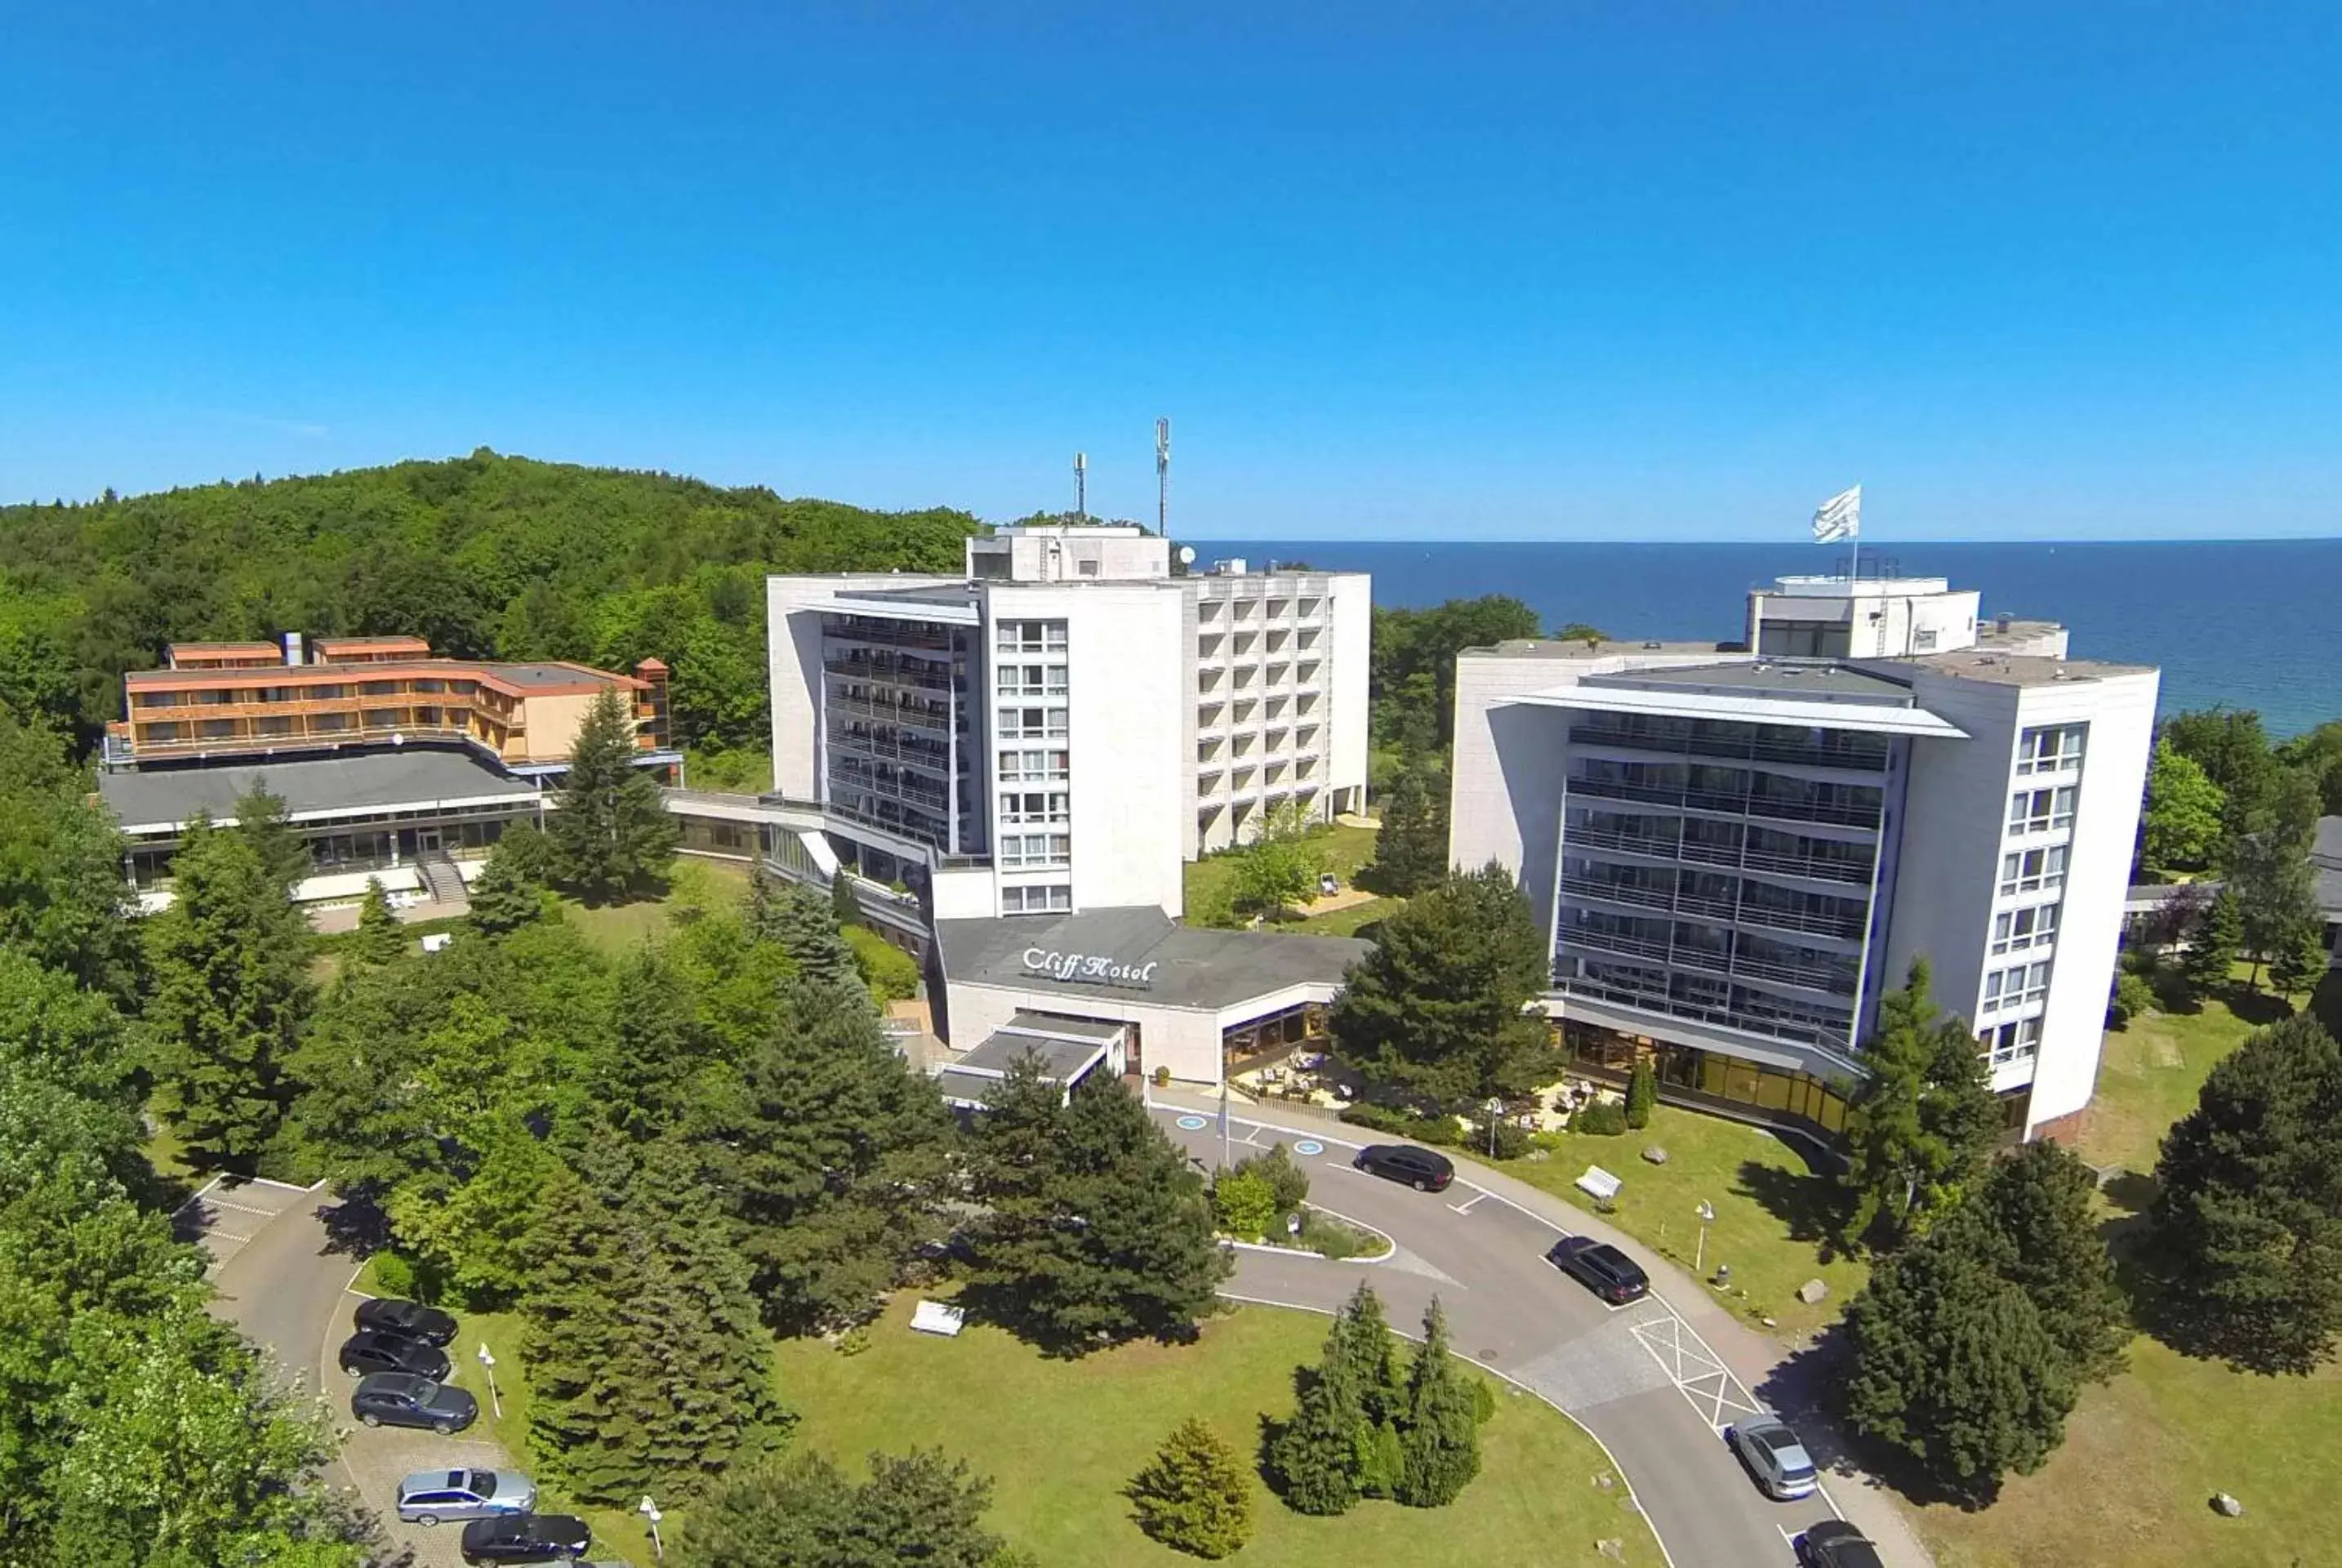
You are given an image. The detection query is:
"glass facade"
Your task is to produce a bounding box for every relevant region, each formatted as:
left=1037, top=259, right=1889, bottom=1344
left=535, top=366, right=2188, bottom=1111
left=1563, top=1021, right=1851, bottom=1136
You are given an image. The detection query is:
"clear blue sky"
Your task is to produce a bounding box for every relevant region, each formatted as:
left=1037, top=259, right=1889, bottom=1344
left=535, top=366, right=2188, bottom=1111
left=5, top=2, right=2340, bottom=540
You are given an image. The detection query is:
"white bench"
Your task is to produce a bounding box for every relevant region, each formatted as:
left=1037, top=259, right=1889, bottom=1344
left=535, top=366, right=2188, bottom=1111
left=1575, top=1165, right=1623, bottom=1202
left=909, top=1300, right=966, bottom=1338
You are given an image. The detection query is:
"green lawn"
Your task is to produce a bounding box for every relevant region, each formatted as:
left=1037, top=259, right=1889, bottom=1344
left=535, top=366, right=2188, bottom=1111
left=1289, top=895, right=1403, bottom=938
left=774, top=1298, right=1662, bottom=1567
left=1503, top=1106, right=1866, bottom=1339
left=557, top=858, right=751, bottom=956
left=1185, top=820, right=1387, bottom=926
left=2074, top=988, right=2264, bottom=1176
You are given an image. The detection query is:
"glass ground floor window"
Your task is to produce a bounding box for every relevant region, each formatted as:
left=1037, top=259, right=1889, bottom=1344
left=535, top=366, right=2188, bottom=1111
left=1562, top=1021, right=1850, bottom=1136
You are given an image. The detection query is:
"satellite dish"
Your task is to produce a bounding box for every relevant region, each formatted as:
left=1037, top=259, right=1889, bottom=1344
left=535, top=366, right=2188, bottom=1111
left=1178, top=546, right=1196, bottom=565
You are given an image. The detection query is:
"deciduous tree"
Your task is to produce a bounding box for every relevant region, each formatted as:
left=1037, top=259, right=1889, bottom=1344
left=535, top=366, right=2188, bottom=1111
left=1126, top=1419, right=1254, bottom=1558
left=680, top=1448, right=1013, bottom=1568
left=2141, top=739, right=2225, bottom=873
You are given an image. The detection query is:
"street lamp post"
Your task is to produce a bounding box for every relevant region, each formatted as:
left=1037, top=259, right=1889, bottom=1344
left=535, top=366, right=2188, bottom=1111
left=639, top=1495, right=664, bottom=1559
left=1694, top=1200, right=1716, bottom=1276
left=475, top=1343, right=501, bottom=1420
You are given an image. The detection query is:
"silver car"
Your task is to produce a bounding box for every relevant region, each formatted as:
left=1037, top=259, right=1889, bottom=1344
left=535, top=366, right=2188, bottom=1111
left=1726, top=1415, right=1819, bottom=1500
left=395, top=1468, right=537, bottom=1526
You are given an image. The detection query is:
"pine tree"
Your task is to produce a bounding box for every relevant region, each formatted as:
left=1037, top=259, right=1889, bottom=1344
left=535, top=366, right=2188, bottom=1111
left=682, top=1449, right=1010, bottom=1568
left=1393, top=1298, right=1480, bottom=1508
left=831, top=866, right=862, bottom=928
left=523, top=1140, right=785, bottom=1503
left=352, top=878, right=405, bottom=964
left=1841, top=960, right=1997, bottom=1250
left=1126, top=1419, right=1254, bottom=1558
left=466, top=839, right=549, bottom=936
left=587, top=947, right=714, bottom=1138
left=2269, top=909, right=2332, bottom=998
left=965, top=1065, right=1229, bottom=1352
left=2181, top=886, right=2242, bottom=997
left=1365, top=762, right=1449, bottom=897
left=2148, top=1013, right=2342, bottom=1374
left=708, top=978, right=956, bottom=1334
left=777, top=881, right=862, bottom=991
left=1624, top=1056, right=1656, bottom=1129
left=1841, top=1227, right=2077, bottom=1499
left=1329, top=862, right=1555, bottom=1111
left=1268, top=1283, right=1400, bottom=1513
left=145, top=816, right=314, bottom=1167
left=1951, top=1140, right=2128, bottom=1383
left=550, top=688, right=679, bottom=902
left=746, top=859, right=787, bottom=945
left=230, top=783, right=311, bottom=895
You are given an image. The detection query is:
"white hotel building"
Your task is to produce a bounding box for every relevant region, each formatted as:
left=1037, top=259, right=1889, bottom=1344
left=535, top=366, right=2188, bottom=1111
left=764, top=522, right=1370, bottom=922
left=1451, top=576, right=2157, bottom=1143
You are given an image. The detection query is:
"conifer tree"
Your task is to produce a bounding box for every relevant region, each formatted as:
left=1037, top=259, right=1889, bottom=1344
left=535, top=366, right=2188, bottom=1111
left=465, top=838, right=549, bottom=936
left=1393, top=1298, right=1480, bottom=1508
left=1841, top=1227, right=2076, bottom=1498
left=230, top=783, right=311, bottom=895
left=1950, top=1140, right=2128, bottom=1383
left=145, top=815, right=314, bottom=1166
left=352, top=877, right=405, bottom=964
left=2269, top=910, right=2332, bottom=999
left=524, top=1139, right=784, bottom=1503
left=2181, top=886, right=2243, bottom=997
left=831, top=866, right=862, bottom=928
left=1365, top=761, right=1449, bottom=897
left=2149, top=1013, right=2342, bottom=1373
left=550, top=688, right=679, bottom=902
left=1127, top=1419, right=1254, bottom=1558
left=1841, top=960, right=1997, bottom=1250
left=964, top=1062, right=1229, bottom=1353
left=682, top=1448, right=1011, bottom=1568
left=1268, top=1283, right=1400, bottom=1513
left=777, top=880, right=862, bottom=991
left=1625, top=1055, right=1656, bottom=1129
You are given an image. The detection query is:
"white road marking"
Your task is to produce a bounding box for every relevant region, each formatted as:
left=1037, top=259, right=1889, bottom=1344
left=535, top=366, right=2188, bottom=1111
left=208, top=1197, right=295, bottom=1218
left=208, top=1231, right=254, bottom=1245
left=1625, top=1307, right=1767, bottom=1433
left=1778, top=1523, right=1801, bottom=1546
left=1447, top=1192, right=1487, bottom=1214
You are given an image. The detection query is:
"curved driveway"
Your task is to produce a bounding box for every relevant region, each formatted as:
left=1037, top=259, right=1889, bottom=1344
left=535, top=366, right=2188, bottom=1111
left=1151, top=1096, right=1930, bottom=1568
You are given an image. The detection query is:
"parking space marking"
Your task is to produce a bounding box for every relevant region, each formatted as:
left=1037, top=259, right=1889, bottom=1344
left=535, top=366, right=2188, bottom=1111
left=1446, top=1192, right=1487, bottom=1214
left=208, top=1197, right=295, bottom=1218
left=1626, top=1306, right=1767, bottom=1433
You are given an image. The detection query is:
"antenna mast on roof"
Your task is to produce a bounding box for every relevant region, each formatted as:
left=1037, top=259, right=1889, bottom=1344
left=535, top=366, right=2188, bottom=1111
left=1155, top=417, right=1171, bottom=535
left=1073, top=452, right=1088, bottom=521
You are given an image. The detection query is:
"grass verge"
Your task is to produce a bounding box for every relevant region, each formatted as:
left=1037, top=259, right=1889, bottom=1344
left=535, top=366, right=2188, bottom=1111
left=1501, top=1106, right=1865, bottom=1339
left=557, top=858, right=750, bottom=957
left=1184, top=821, right=1382, bottom=924
left=774, top=1297, right=1663, bottom=1566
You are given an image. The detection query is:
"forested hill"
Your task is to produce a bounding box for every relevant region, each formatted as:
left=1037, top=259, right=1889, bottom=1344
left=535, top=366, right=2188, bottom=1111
left=0, top=449, right=980, bottom=773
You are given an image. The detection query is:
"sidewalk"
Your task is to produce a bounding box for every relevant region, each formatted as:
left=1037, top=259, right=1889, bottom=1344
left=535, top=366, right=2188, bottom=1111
left=1151, top=1084, right=1935, bottom=1568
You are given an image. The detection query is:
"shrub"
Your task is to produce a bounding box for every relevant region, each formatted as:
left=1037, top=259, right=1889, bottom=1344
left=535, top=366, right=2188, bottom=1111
left=1339, top=1102, right=1462, bottom=1147
left=1212, top=1168, right=1278, bottom=1241
left=1527, top=1129, right=1570, bottom=1154
left=844, top=925, right=921, bottom=1003
left=1152, top=1065, right=1172, bottom=1089
left=371, top=1251, right=419, bottom=1298
left=1574, top=1101, right=1628, bottom=1137
left=2108, top=970, right=2156, bottom=1029
left=1127, top=1419, right=1253, bottom=1558
left=1236, top=1143, right=1311, bottom=1214
left=1625, top=1058, right=1656, bottom=1129
left=1295, top=1210, right=1384, bottom=1261
left=1467, top=1120, right=1530, bottom=1160
left=835, top=1324, right=872, bottom=1357
left=1470, top=1375, right=1498, bottom=1425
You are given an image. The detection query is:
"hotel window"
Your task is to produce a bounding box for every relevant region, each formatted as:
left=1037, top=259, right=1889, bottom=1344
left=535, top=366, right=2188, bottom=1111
left=999, top=791, right=1071, bottom=826
left=1002, top=883, right=1073, bottom=914
left=2008, top=786, right=2077, bottom=835
left=996, top=749, right=1070, bottom=782
left=1991, top=902, right=2061, bottom=955
left=1978, top=1016, right=2044, bottom=1067
left=995, top=620, right=1069, bottom=654
left=2017, top=723, right=2088, bottom=776
left=995, top=662, right=1068, bottom=698
left=998, top=706, right=1069, bottom=741
left=999, top=833, right=1071, bottom=869
left=1999, top=844, right=2067, bottom=895
left=1983, top=960, right=2053, bottom=1012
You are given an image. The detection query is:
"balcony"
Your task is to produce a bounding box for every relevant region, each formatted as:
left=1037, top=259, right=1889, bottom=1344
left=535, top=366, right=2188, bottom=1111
left=1569, top=774, right=1881, bottom=830
left=1567, top=723, right=1890, bottom=773
left=824, top=658, right=952, bottom=693
left=826, top=724, right=953, bottom=773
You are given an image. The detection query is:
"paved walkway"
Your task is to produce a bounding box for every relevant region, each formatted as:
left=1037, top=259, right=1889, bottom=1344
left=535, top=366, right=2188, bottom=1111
left=1152, top=1086, right=1933, bottom=1568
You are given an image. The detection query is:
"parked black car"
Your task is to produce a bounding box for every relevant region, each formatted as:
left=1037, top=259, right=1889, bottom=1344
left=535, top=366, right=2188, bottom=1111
left=1795, top=1521, right=1886, bottom=1568
left=350, top=1372, right=479, bottom=1435
left=340, top=1329, right=452, bottom=1380
left=1352, top=1143, right=1455, bottom=1192
left=461, top=1513, right=592, bottom=1564
left=1547, top=1236, right=1650, bottom=1303
left=354, top=1297, right=459, bottom=1347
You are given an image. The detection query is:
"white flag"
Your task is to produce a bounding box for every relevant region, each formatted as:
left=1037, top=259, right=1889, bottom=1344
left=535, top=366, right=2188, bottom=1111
left=1812, top=484, right=1861, bottom=543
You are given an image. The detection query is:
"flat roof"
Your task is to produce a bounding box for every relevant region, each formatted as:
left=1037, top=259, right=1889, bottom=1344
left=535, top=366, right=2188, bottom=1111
left=2317, top=817, right=2342, bottom=915
left=1901, top=650, right=2155, bottom=687
left=167, top=640, right=283, bottom=657
left=123, top=657, right=638, bottom=698
left=955, top=1030, right=1107, bottom=1080
left=937, top=906, right=1369, bottom=1013
left=99, top=747, right=539, bottom=833
left=1461, top=638, right=1739, bottom=662
left=1601, top=661, right=1919, bottom=703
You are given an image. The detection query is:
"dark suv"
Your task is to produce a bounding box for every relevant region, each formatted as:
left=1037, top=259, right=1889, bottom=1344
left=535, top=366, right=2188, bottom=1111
left=1547, top=1236, right=1650, bottom=1303
left=1353, top=1143, right=1455, bottom=1192
left=460, top=1513, right=591, bottom=1564
left=340, top=1329, right=452, bottom=1381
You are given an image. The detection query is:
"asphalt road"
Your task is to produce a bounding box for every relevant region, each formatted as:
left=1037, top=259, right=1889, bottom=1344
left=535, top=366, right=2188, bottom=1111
left=1156, top=1102, right=1884, bottom=1568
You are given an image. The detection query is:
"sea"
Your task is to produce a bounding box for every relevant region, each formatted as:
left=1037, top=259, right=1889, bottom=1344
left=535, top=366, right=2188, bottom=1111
left=1198, top=538, right=2342, bottom=739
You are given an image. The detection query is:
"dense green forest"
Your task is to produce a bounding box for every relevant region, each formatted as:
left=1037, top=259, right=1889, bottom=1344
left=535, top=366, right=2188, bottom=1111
left=0, top=449, right=979, bottom=781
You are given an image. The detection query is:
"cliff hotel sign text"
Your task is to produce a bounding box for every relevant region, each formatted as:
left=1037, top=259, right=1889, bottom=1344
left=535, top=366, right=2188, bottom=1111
left=1022, top=947, right=1159, bottom=990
